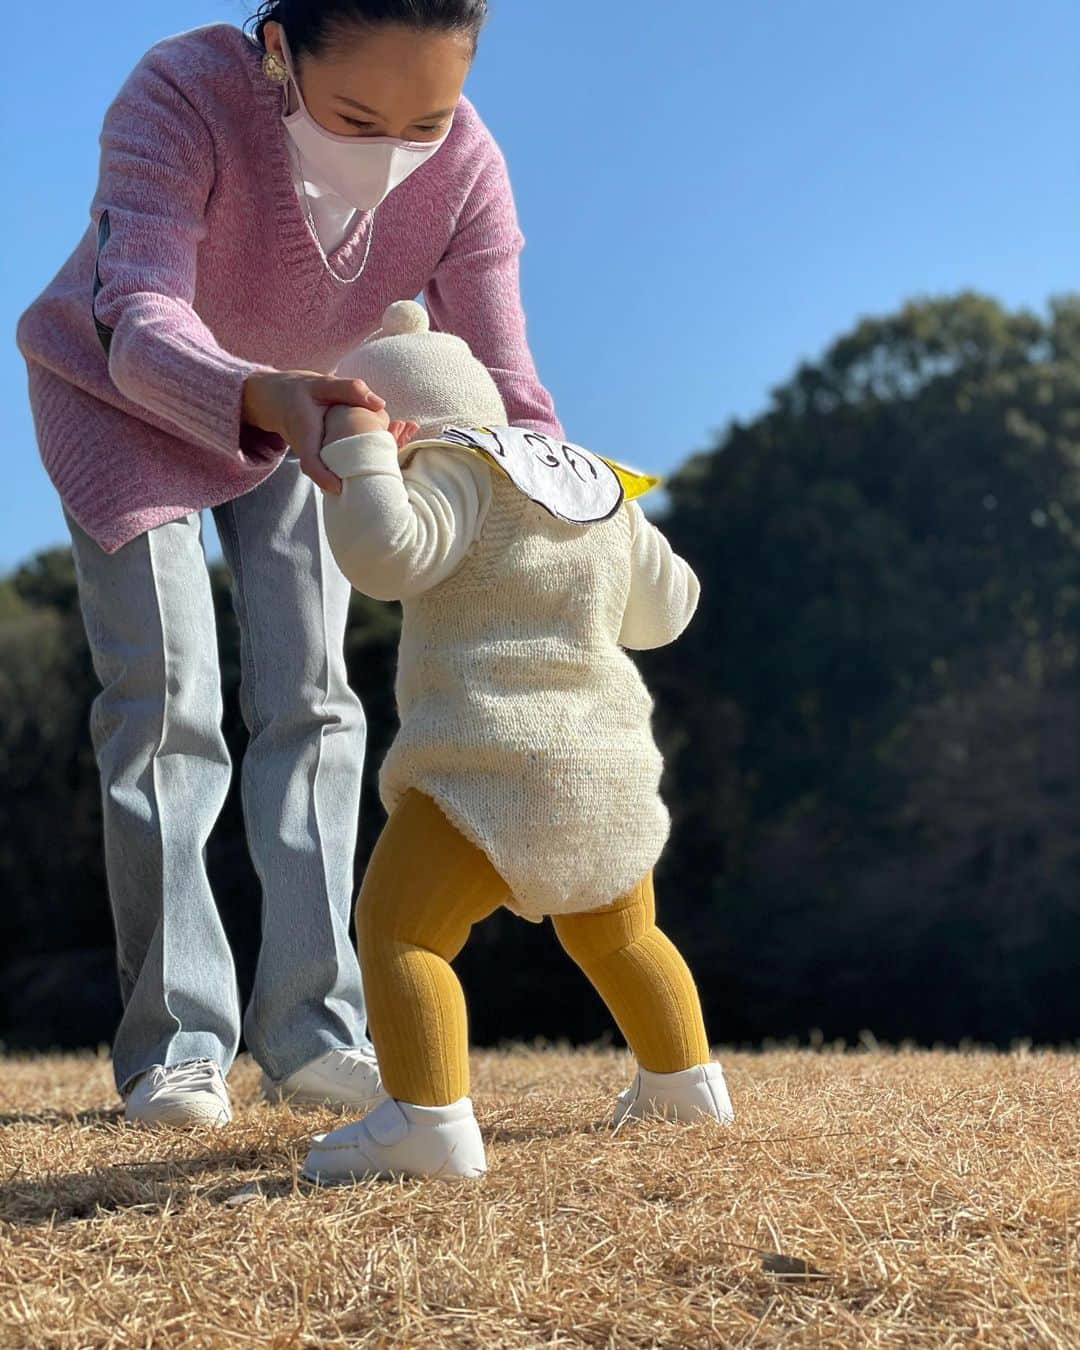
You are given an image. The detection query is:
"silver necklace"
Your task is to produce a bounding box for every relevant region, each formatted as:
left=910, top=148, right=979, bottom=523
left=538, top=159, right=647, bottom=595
left=288, top=139, right=377, bottom=286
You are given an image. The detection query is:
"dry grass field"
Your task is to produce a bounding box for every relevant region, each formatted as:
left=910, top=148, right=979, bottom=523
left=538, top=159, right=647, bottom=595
left=0, top=1046, right=1076, bottom=1347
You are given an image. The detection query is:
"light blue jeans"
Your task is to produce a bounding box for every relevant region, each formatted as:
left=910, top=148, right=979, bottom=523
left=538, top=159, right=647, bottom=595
left=67, top=458, right=371, bottom=1093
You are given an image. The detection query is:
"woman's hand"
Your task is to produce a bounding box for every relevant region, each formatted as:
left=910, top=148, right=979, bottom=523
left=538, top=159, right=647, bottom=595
left=242, top=370, right=385, bottom=494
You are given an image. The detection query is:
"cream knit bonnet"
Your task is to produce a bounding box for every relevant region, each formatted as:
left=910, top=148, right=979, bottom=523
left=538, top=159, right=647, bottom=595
left=337, top=301, right=508, bottom=441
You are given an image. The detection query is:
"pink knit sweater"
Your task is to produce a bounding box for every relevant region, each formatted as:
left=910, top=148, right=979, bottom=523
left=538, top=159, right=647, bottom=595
left=16, top=24, right=559, bottom=554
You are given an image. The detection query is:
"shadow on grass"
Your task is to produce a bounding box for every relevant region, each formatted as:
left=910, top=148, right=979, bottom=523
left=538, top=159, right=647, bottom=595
left=0, top=1112, right=604, bottom=1224
left=0, top=1107, right=123, bottom=1128
left=484, top=1120, right=602, bottom=1144
left=0, top=1141, right=306, bottom=1226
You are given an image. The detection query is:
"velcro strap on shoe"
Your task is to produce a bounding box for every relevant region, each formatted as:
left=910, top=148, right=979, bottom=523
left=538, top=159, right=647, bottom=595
left=365, top=1101, right=409, bottom=1147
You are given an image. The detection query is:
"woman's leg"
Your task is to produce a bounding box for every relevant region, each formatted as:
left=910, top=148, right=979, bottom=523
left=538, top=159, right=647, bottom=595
left=67, top=511, right=240, bottom=1094
left=356, top=791, right=509, bottom=1106
left=552, top=874, right=710, bottom=1074
left=214, top=460, right=369, bottom=1082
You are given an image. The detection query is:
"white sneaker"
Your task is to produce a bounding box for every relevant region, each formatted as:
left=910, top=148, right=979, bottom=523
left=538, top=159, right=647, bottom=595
left=613, top=1062, right=735, bottom=1127
left=303, top=1096, right=487, bottom=1184
left=124, top=1059, right=232, bottom=1128
left=262, top=1046, right=383, bottom=1110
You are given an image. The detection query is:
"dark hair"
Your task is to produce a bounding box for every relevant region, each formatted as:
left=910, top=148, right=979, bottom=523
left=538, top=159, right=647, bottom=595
left=247, top=0, right=488, bottom=60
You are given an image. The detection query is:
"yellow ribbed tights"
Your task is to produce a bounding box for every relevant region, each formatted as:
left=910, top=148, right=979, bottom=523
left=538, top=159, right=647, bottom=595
left=356, top=791, right=711, bottom=1106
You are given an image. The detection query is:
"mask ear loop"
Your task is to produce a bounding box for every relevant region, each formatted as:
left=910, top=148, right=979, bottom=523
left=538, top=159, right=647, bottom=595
left=276, top=32, right=306, bottom=118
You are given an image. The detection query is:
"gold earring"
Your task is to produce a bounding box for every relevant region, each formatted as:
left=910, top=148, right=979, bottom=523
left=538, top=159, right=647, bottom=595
left=262, top=50, right=289, bottom=84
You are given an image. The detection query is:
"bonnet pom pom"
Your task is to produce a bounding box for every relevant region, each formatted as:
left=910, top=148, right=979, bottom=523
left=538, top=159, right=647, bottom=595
left=380, top=300, right=430, bottom=336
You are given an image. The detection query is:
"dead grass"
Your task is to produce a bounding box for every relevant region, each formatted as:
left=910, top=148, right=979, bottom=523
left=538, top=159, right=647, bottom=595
left=0, top=1046, right=1076, bottom=1348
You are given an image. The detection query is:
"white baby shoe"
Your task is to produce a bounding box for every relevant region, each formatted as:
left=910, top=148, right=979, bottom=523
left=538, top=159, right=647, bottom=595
left=124, top=1059, right=232, bottom=1128
left=613, top=1062, right=735, bottom=1127
left=262, top=1046, right=383, bottom=1110
left=302, top=1095, right=487, bottom=1183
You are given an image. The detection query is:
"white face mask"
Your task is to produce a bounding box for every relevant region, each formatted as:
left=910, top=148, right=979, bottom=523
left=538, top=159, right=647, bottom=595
left=279, top=36, right=452, bottom=212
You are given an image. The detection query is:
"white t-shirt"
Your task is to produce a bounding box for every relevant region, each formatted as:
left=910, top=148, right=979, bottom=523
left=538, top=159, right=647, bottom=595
left=292, top=166, right=359, bottom=253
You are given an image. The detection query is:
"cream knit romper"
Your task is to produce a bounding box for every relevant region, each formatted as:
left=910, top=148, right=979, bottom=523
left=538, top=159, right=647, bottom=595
left=376, top=467, right=691, bottom=919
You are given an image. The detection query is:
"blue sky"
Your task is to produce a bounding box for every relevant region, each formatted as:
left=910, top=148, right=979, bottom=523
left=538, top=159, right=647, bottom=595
left=2, top=0, right=1077, bottom=568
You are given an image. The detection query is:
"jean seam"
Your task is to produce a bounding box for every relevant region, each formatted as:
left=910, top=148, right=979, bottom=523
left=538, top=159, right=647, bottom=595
left=143, top=524, right=184, bottom=1061
left=310, top=491, right=338, bottom=933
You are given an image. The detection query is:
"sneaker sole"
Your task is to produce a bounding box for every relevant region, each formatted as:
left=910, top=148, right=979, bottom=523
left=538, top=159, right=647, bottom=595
left=262, top=1089, right=385, bottom=1111
left=125, top=1109, right=232, bottom=1129
left=261, top=1078, right=385, bottom=1111
left=301, top=1157, right=486, bottom=1185
left=301, top=1163, right=362, bottom=1186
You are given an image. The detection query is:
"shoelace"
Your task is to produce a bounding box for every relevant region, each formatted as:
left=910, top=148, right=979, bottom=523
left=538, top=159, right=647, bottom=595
left=147, top=1059, right=222, bottom=1101
left=318, top=1048, right=380, bottom=1079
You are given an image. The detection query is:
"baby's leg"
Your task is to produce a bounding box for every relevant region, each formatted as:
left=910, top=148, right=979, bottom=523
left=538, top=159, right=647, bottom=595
left=356, top=790, right=508, bottom=1107
left=552, top=873, right=710, bottom=1073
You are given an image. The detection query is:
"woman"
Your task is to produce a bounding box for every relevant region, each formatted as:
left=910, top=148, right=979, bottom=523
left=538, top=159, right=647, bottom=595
left=16, top=0, right=559, bottom=1127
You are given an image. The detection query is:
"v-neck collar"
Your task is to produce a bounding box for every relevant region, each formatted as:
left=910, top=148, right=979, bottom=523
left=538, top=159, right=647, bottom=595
left=243, top=35, right=377, bottom=292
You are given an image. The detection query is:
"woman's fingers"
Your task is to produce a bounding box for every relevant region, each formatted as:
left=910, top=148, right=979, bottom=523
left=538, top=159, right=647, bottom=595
left=287, top=397, right=326, bottom=459
left=300, top=444, right=342, bottom=495
left=311, top=377, right=385, bottom=412
left=283, top=394, right=342, bottom=493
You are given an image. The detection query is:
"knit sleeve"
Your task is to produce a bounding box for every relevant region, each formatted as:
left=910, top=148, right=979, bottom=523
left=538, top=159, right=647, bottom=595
left=424, top=134, right=562, bottom=438
left=90, top=49, right=282, bottom=462
left=619, top=503, right=701, bottom=650
left=321, top=433, right=491, bottom=601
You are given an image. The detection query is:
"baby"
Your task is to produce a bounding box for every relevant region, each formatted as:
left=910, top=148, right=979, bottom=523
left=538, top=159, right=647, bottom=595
left=303, top=301, right=732, bottom=1182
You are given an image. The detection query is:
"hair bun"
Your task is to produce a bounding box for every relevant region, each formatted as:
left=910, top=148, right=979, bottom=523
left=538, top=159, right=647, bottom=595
left=380, top=300, right=430, bottom=337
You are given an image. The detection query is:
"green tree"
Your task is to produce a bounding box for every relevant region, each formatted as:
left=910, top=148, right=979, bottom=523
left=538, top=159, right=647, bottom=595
left=0, top=550, right=104, bottom=968
left=647, top=292, right=1080, bottom=1042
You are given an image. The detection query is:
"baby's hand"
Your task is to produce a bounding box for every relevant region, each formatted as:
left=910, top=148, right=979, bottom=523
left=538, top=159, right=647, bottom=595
left=388, top=420, right=421, bottom=450
left=323, top=403, right=391, bottom=447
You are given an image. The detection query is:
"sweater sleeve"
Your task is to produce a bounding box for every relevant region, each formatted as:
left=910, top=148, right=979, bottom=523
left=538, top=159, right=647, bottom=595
left=90, top=49, right=282, bottom=461
left=619, top=503, right=701, bottom=651
left=424, top=136, right=562, bottom=439
left=321, top=433, right=491, bottom=601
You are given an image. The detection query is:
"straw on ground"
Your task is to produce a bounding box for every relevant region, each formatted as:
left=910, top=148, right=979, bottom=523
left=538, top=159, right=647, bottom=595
left=0, top=1047, right=1076, bottom=1347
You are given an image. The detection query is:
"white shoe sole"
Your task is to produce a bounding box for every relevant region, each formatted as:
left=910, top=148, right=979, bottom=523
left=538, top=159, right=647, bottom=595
left=124, top=1104, right=231, bottom=1129
left=260, top=1075, right=385, bottom=1111
left=301, top=1152, right=486, bottom=1185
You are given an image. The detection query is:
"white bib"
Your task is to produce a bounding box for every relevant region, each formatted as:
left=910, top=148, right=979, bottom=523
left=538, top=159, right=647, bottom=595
left=406, top=425, right=658, bottom=525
